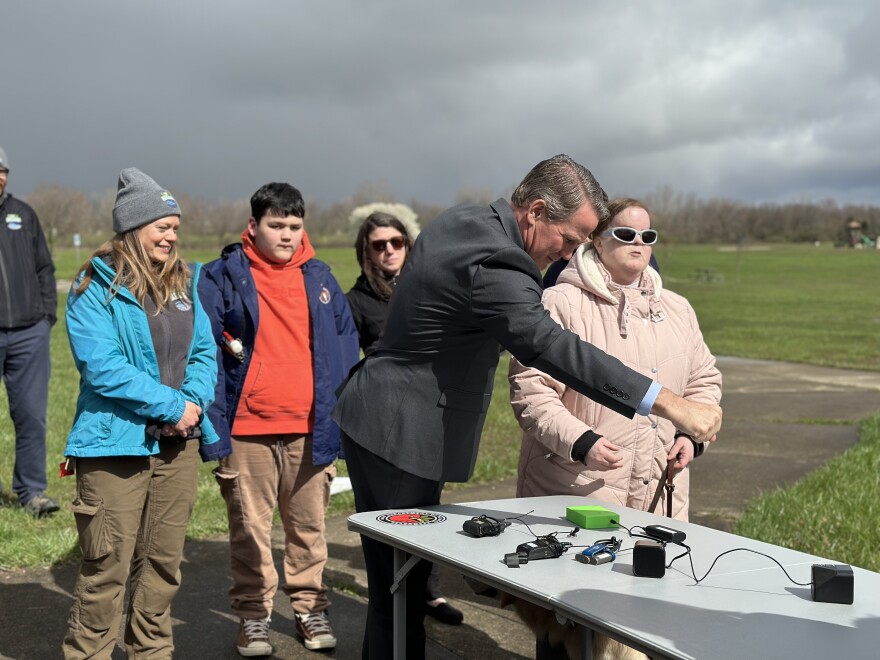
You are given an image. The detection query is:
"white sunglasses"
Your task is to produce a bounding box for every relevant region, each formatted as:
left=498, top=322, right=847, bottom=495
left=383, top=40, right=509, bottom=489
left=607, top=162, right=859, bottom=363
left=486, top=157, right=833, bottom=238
left=601, top=227, right=659, bottom=245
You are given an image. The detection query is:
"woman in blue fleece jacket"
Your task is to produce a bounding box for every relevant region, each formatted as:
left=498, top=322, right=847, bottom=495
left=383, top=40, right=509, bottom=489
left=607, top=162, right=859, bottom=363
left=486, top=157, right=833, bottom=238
left=62, top=168, right=223, bottom=660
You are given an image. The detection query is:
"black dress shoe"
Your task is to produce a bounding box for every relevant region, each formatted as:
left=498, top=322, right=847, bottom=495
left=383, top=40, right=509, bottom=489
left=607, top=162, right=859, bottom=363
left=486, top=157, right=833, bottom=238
left=425, top=600, right=464, bottom=626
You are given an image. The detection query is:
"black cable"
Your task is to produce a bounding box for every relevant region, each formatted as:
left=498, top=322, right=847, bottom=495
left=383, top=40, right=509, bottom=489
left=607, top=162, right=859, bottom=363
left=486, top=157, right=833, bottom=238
left=618, top=523, right=657, bottom=544
left=624, top=523, right=812, bottom=586
left=667, top=545, right=813, bottom=586
left=514, top=512, right=578, bottom=540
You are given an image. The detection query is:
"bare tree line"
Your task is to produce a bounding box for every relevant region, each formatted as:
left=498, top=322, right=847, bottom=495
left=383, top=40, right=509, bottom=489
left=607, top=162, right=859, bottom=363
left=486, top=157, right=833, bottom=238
left=642, top=186, right=880, bottom=245
left=22, top=182, right=879, bottom=251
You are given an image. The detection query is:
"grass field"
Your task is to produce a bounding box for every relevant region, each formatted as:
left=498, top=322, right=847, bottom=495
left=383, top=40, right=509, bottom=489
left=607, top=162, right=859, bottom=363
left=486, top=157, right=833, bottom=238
left=1, top=242, right=879, bottom=569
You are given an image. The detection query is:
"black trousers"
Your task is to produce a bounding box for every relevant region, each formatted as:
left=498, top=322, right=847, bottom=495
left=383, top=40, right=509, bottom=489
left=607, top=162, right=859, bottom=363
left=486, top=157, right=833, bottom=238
left=342, top=434, right=444, bottom=660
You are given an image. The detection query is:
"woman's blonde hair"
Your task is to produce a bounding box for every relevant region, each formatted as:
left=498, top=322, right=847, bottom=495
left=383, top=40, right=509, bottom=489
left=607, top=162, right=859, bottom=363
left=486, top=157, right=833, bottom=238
left=75, top=227, right=190, bottom=310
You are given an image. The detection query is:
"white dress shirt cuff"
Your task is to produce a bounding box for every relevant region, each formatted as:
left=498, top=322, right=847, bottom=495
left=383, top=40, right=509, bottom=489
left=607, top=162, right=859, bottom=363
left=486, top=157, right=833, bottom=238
left=637, top=381, right=662, bottom=416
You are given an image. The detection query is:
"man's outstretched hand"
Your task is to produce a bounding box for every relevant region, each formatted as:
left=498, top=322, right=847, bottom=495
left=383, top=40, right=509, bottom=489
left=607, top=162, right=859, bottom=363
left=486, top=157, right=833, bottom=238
left=651, top=389, right=721, bottom=443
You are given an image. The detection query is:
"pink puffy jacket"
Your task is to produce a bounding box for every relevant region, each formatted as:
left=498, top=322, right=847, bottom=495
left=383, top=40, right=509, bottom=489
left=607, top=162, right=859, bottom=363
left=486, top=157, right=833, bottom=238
left=509, top=245, right=721, bottom=520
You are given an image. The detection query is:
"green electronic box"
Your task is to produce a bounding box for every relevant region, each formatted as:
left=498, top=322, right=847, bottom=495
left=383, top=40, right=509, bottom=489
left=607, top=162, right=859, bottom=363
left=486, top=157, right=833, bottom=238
left=565, top=505, right=620, bottom=529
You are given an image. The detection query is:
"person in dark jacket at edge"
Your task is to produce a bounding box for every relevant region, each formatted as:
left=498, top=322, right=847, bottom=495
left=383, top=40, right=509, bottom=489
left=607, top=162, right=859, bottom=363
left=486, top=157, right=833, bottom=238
left=347, top=211, right=465, bottom=626
left=0, top=146, right=59, bottom=517
left=198, top=182, right=360, bottom=657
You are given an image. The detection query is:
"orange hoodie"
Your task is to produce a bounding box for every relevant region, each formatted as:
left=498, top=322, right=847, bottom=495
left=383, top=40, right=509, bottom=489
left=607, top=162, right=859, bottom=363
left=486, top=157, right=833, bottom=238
left=231, top=228, right=317, bottom=436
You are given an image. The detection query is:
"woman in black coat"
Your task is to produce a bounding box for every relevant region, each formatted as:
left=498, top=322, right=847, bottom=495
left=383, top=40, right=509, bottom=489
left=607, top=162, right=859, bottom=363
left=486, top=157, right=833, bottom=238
left=346, top=212, right=411, bottom=354
left=346, top=211, right=464, bottom=625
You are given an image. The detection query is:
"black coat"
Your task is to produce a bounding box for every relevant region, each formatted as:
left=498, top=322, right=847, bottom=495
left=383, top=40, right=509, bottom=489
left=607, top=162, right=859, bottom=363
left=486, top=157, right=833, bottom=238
left=0, top=194, right=56, bottom=328
left=346, top=274, right=390, bottom=354
left=333, top=199, right=653, bottom=482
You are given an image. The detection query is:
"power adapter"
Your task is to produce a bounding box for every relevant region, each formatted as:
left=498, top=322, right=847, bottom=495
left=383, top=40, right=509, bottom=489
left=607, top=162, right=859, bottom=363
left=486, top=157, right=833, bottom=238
left=644, top=524, right=686, bottom=544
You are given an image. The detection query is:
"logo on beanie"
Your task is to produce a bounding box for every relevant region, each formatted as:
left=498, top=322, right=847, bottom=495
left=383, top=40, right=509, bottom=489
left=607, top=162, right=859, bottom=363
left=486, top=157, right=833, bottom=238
left=160, top=191, right=179, bottom=209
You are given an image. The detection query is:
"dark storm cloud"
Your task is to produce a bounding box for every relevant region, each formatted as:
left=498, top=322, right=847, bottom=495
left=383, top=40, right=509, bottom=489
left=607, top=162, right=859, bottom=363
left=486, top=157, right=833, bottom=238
left=2, top=1, right=878, bottom=205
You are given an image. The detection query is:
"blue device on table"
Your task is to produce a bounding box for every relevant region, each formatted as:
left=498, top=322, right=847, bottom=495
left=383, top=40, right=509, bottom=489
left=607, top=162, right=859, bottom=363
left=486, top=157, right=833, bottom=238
left=575, top=538, right=621, bottom=565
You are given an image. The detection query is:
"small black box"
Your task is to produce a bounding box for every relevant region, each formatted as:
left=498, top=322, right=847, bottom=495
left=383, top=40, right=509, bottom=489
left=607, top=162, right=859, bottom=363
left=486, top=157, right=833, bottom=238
left=811, top=564, right=854, bottom=604
left=633, top=540, right=665, bottom=578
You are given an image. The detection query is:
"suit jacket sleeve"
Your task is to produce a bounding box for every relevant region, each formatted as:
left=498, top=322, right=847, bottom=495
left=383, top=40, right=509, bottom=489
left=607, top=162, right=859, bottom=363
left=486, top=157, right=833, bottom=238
left=470, top=246, right=652, bottom=418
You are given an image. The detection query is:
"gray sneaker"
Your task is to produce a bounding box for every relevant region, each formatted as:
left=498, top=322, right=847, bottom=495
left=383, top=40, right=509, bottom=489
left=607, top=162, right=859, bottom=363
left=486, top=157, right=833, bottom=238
left=23, top=493, right=60, bottom=518
left=295, top=611, right=337, bottom=650
left=236, top=616, right=272, bottom=657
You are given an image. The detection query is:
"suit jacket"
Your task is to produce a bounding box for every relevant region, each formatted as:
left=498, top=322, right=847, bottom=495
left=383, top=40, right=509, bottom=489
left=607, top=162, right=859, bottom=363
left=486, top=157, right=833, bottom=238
left=332, top=199, right=653, bottom=482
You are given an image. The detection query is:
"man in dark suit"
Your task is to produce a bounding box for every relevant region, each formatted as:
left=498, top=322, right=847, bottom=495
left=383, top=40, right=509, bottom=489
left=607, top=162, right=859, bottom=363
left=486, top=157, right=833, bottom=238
left=333, top=154, right=722, bottom=659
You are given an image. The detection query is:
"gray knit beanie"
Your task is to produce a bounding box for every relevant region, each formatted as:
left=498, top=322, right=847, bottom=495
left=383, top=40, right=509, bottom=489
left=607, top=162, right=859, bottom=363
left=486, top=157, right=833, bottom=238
left=112, top=167, right=181, bottom=233
left=0, top=147, right=9, bottom=172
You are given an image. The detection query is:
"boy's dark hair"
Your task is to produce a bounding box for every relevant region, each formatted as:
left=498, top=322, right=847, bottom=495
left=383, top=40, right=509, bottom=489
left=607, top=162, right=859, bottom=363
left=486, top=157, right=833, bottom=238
left=250, top=182, right=306, bottom=223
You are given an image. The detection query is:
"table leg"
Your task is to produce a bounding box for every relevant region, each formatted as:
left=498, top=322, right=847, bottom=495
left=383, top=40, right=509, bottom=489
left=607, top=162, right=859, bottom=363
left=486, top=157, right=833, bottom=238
left=579, top=624, right=593, bottom=660
left=393, top=547, right=407, bottom=660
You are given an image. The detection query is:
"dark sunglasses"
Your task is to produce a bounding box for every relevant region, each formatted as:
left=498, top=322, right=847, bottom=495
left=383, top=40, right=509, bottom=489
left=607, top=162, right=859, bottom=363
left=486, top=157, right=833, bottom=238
left=601, top=227, right=659, bottom=245
left=370, top=237, right=406, bottom=252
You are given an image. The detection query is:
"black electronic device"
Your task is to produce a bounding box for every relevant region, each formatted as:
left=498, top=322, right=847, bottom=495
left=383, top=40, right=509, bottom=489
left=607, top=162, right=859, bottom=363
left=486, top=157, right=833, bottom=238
left=811, top=564, right=854, bottom=604
left=462, top=515, right=510, bottom=537
left=644, top=524, right=686, bottom=544
left=633, top=540, right=666, bottom=578
left=504, top=536, right=570, bottom=567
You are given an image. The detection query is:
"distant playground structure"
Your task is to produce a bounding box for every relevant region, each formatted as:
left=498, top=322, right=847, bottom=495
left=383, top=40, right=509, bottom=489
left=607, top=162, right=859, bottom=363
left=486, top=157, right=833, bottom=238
left=843, top=218, right=878, bottom=248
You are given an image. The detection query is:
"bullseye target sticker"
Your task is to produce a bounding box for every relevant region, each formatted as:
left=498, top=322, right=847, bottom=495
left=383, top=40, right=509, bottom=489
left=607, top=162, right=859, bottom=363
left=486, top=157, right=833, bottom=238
left=376, top=511, right=447, bottom=526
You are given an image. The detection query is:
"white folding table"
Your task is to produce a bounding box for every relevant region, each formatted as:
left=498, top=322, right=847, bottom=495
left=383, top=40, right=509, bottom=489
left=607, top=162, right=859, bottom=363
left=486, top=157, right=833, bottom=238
left=348, top=495, right=880, bottom=659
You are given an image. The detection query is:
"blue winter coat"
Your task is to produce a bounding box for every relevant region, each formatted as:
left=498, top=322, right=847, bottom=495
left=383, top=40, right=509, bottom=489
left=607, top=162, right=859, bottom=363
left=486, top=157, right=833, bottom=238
left=65, top=257, right=222, bottom=459
left=197, top=244, right=360, bottom=465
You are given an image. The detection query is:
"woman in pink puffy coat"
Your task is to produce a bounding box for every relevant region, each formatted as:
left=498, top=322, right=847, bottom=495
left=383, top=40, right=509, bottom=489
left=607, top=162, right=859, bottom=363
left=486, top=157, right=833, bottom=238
left=509, top=198, right=721, bottom=521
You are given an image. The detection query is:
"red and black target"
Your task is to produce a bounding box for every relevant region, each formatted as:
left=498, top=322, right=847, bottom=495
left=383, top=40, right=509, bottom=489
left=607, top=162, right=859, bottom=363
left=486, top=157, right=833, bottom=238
left=376, top=511, right=447, bottom=525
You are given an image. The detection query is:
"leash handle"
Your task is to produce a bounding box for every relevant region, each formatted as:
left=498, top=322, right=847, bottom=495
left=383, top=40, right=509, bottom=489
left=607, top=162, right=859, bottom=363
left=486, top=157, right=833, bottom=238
left=648, top=460, right=676, bottom=518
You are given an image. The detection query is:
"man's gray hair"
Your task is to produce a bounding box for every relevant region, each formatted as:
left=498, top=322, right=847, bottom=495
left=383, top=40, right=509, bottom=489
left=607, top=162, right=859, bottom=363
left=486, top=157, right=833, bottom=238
left=511, top=154, right=609, bottom=224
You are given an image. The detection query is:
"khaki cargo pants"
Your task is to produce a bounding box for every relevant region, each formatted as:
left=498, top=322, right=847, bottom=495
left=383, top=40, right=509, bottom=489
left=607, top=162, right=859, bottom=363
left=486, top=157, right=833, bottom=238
left=62, top=439, right=200, bottom=659
left=214, top=434, right=334, bottom=618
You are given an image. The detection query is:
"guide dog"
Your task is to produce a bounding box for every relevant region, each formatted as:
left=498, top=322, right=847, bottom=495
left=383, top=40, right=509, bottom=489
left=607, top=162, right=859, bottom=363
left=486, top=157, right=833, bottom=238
left=499, top=591, right=649, bottom=660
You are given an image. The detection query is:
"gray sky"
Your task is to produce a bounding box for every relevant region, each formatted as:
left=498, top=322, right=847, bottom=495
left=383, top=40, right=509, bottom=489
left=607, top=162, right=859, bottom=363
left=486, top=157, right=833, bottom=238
left=3, top=0, right=879, bottom=206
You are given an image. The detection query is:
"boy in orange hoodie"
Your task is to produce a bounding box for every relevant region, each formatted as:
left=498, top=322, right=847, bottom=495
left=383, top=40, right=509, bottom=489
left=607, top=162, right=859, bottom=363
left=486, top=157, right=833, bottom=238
left=199, top=182, right=359, bottom=656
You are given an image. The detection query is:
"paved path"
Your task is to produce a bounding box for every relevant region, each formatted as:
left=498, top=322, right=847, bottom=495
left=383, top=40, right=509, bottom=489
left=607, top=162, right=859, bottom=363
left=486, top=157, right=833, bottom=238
left=2, top=357, right=879, bottom=659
